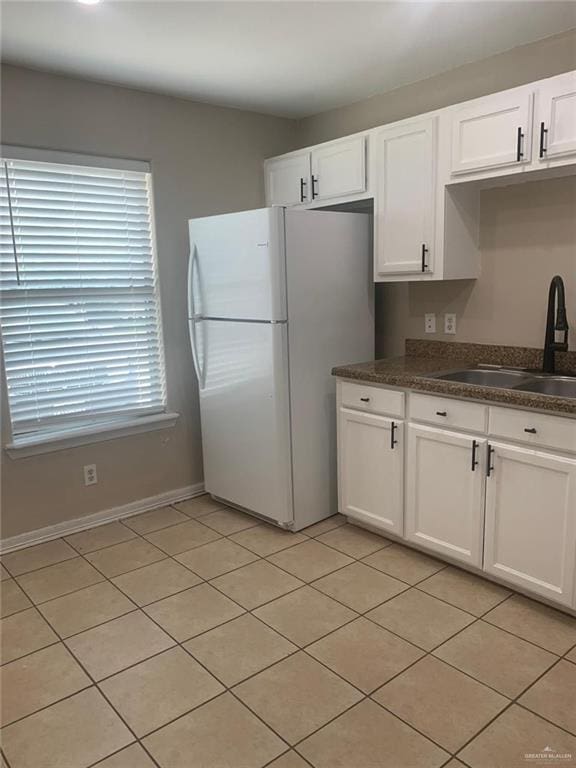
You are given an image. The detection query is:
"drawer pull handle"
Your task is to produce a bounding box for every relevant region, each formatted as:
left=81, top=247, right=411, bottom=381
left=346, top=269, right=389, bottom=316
left=524, top=427, right=537, bottom=434
left=360, top=397, right=370, bottom=402
left=436, top=410, right=447, bottom=417
left=390, top=421, right=398, bottom=450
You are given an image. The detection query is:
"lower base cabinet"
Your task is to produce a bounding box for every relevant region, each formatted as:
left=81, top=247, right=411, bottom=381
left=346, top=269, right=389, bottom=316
left=338, top=408, right=403, bottom=534
left=405, top=424, right=486, bottom=566
left=337, top=380, right=576, bottom=611
left=484, top=442, right=576, bottom=607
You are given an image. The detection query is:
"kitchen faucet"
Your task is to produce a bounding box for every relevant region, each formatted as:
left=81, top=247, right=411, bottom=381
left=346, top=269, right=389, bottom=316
left=542, top=275, right=569, bottom=374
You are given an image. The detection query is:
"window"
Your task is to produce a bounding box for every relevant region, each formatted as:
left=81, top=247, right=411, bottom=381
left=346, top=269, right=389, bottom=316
left=0, top=149, right=171, bottom=452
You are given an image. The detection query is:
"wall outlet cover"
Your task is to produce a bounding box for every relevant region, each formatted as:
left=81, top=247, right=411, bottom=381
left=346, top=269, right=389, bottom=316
left=425, top=313, right=436, bottom=334
left=83, top=464, right=98, bottom=486
left=444, top=313, right=457, bottom=334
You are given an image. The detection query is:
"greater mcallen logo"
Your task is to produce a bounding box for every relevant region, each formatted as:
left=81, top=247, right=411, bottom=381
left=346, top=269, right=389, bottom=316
left=524, top=746, right=574, bottom=762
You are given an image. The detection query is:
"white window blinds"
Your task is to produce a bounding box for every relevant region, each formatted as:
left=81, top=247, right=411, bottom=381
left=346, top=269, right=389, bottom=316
left=0, top=155, right=167, bottom=439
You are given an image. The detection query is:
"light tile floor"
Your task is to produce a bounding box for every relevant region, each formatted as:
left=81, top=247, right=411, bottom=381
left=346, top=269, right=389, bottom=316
left=2, top=496, right=576, bottom=768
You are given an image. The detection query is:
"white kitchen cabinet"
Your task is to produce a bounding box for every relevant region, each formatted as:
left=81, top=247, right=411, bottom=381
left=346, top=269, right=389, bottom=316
left=310, top=135, right=366, bottom=203
left=450, top=86, right=533, bottom=176
left=338, top=407, right=403, bottom=534
left=536, top=71, right=576, bottom=163
left=484, top=441, right=576, bottom=607
left=264, top=152, right=310, bottom=206
left=405, top=424, right=486, bottom=566
left=373, top=117, right=436, bottom=277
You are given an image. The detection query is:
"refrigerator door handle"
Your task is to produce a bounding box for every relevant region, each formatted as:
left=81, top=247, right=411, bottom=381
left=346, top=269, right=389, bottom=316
left=188, top=318, right=205, bottom=389
left=187, top=247, right=206, bottom=388
left=187, top=244, right=198, bottom=319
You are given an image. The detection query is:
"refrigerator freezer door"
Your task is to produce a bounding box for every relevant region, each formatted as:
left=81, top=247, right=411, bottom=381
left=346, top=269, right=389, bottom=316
left=199, top=319, right=293, bottom=525
left=188, top=207, right=287, bottom=322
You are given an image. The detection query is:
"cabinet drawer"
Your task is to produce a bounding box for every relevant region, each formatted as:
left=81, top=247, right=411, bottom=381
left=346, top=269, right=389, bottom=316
left=489, top=406, right=576, bottom=453
left=340, top=381, right=404, bottom=417
left=410, top=393, right=487, bottom=432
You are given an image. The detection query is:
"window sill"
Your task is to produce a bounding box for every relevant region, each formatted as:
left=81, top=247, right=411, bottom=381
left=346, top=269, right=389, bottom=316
left=5, top=412, right=180, bottom=459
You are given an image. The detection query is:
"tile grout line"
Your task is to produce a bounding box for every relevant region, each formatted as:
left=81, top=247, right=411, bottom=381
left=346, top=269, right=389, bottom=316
left=451, top=649, right=576, bottom=763
left=3, top=507, right=576, bottom=767
left=0, top=746, right=14, bottom=768
left=86, top=741, right=159, bottom=768
left=117, top=542, right=499, bottom=760
left=60, top=520, right=460, bottom=762
left=5, top=560, right=572, bottom=767
left=61, top=518, right=326, bottom=759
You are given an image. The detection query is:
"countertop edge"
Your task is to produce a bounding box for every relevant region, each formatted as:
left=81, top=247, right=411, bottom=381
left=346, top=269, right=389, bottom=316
left=332, top=361, right=576, bottom=418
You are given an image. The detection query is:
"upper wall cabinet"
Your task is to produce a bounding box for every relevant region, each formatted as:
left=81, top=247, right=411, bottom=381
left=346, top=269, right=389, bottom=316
left=265, top=151, right=310, bottom=206
left=450, top=86, right=533, bottom=176
left=310, top=136, right=366, bottom=203
left=263, top=70, right=575, bottom=283
left=373, top=117, right=436, bottom=278
left=536, top=70, right=576, bottom=163
left=264, top=135, right=367, bottom=208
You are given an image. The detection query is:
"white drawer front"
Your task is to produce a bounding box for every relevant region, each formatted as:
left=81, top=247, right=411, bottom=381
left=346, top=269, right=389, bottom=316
left=340, top=381, right=404, bottom=418
left=410, top=393, right=487, bottom=433
left=489, top=406, right=576, bottom=454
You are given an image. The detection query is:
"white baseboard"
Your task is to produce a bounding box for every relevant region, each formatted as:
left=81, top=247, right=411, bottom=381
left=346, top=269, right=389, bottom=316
left=0, top=482, right=205, bottom=554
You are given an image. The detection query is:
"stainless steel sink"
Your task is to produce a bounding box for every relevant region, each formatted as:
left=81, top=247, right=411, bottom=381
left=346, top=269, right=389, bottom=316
left=514, top=377, right=576, bottom=398
left=427, top=368, right=534, bottom=389
left=425, top=368, right=576, bottom=399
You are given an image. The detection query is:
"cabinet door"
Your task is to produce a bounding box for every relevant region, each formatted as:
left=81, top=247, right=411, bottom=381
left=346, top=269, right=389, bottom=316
left=537, top=72, right=576, bottom=161
left=374, top=117, right=436, bottom=277
left=405, top=424, right=485, bottom=566
left=451, top=88, right=533, bottom=175
left=310, top=136, right=366, bottom=202
left=339, top=408, right=403, bottom=534
left=264, top=152, right=310, bottom=206
left=484, top=442, right=576, bottom=606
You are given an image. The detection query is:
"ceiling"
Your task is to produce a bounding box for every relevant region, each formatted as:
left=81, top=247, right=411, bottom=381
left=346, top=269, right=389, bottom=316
left=2, top=1, right=575, bottom=118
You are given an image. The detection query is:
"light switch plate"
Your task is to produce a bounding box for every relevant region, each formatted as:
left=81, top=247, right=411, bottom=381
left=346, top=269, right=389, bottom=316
left=444, top=313, right=457, bottom=334
left=425, top=313, right=436, bottom=334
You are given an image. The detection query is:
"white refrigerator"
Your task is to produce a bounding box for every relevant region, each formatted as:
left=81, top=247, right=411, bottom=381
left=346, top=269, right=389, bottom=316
left=188, top=206, right=373, bottom=531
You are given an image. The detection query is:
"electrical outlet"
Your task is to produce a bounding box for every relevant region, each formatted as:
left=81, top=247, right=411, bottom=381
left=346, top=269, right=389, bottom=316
left=83, top=464, right=98, bottom=486
left=424, top=313, right=436, bottom=334
left=444, top=313, right=457, bottom=335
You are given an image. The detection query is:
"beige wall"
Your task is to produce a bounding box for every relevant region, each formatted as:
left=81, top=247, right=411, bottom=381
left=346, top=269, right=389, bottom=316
left=296, top=29, right=576, bottom=359
left=0, top=65, right=297, bottom=539
left=376, top=176, right=576, bottom=357
left=296, top=29, right=576, bottom=146
left=2, top=29, right=576, bottom=539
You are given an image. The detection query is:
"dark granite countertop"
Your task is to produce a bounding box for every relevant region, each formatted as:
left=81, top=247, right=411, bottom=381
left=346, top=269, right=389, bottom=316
left=332, top=340, right=576, bottom=417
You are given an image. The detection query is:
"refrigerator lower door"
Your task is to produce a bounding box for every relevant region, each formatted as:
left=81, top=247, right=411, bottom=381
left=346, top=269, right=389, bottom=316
left=199, top=319, right=293, bottom=525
